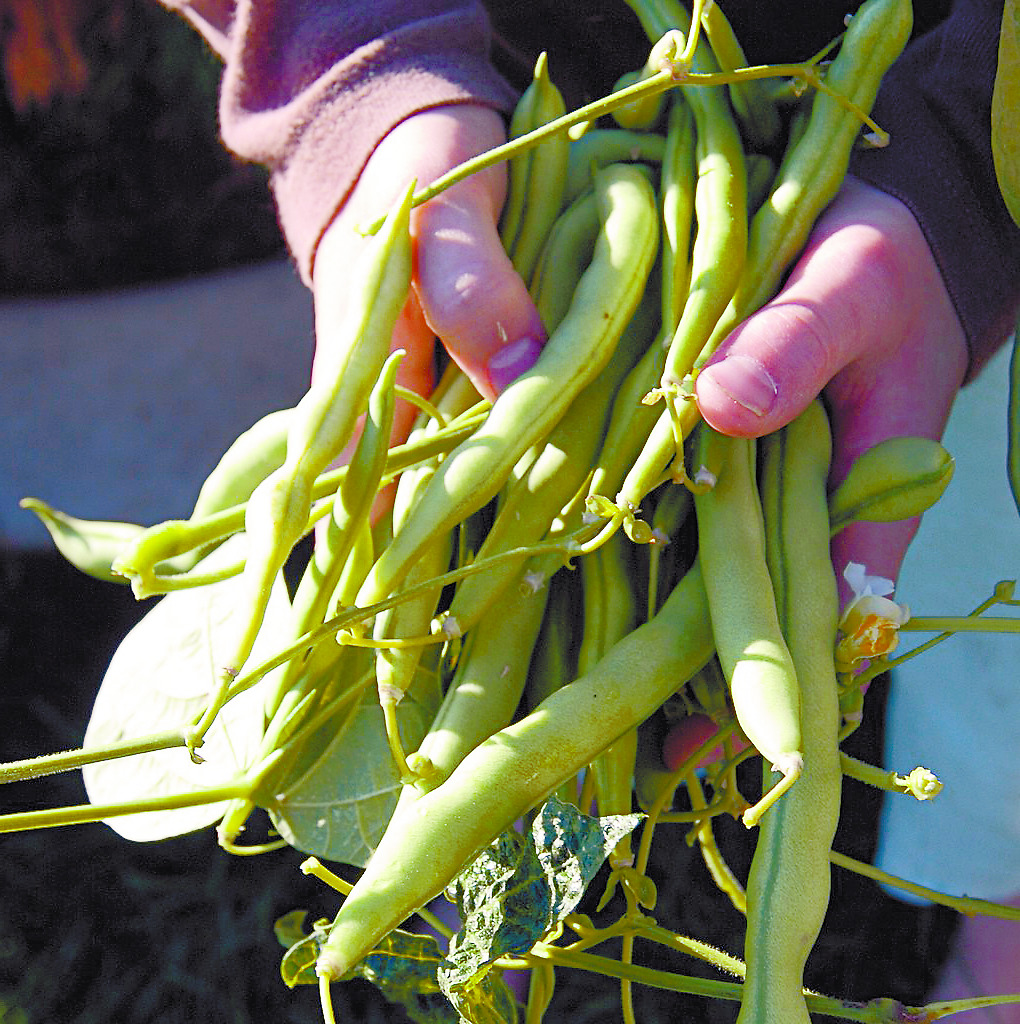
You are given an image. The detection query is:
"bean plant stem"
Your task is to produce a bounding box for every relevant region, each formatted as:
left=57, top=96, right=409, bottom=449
left=0, top=729, right=186, bottom=784
left=829, top=850, right=1020, bottom=919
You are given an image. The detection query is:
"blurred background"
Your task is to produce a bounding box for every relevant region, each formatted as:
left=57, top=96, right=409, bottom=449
left=0, top=2, right=990, bottom=1021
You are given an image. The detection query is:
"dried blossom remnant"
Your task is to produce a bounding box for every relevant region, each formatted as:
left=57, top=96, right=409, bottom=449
left=835, top=562, right=910, bottom=672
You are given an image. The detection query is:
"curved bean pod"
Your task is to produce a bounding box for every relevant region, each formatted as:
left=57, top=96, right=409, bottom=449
left=693, top=426, right=802, bottom=780
left=564, top=129, right=667, bottom=204
left=185, top=182, right=414, bottom=754
left=356, top=163, right=659, bottom=611
left=711, top=0, right=913, bottom=343
left=315, top=560, right=714, bottom=981
left=827, top=436, right=954, bottom=535
left=190, top=407, right=293, bottom=522
left=500, top=52, right=570, bottom=283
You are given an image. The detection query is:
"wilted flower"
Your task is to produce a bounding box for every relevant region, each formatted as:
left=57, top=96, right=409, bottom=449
left=835, top=562, right=910, bottom=672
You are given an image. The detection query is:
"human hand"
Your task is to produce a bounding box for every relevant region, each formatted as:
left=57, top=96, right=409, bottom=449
left=311, top=103, right=546, bottom=447
left=695, top=177, right=969, bottom=606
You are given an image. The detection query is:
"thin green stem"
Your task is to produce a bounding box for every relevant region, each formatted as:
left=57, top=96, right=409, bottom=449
left=222, top=526, right=602, bottom=704
left=527, top=943, right=743, bottom=1001
left=899, top=616, right=1020, bottom=634
left=0, top=778, right=252, bottom=834
left=301, top=857, right=355, bottom=896
left=829, top=851, right=1020, bottom=919
left=529, top=942, right=1014, bottom=1023
left=363, top=58, right=870, bottom=234
left=629, top=918, right=745, bottom=978
left=0, top=729, right=186, bottom=784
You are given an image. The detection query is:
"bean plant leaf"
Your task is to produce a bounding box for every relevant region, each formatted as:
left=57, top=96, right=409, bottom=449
left=993, top=0, right=1020, bottom=227
left=442, top=971, right=518, bottom=1024
left=276, top=910, right=329, bottom=988
left=276, top=911, right=460, bottom=1024
left=268, top=661, right=440, bottom=867
left=82, top=536, right=291, bottom=841
left=19, top=498, right=146, bottom=583
left=440, top=796, right=642, bottom=1004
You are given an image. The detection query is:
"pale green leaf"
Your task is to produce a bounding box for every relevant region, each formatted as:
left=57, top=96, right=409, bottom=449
left=268, top=674, right=438, bottom=867
left=82, top=535, right=291, bottom=841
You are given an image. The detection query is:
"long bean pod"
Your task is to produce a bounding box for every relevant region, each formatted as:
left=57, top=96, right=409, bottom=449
left=356, top=163, right=659, bottom=611
left=711, top=0, right=913, bottom=342
left=740, top=401, right=841, bottom=1024
left=693, top=427, right=803, bottom=803
left=183, top=183, right=414, bottom=755
left=316, top=560, right=714, bottom=982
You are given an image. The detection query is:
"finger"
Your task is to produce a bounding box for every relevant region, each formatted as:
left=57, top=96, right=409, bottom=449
left=412, top=171, right=547, bottom=399
left=827, top=312, right=967, bottom=605
left=695, top=179, right=928, bottom=439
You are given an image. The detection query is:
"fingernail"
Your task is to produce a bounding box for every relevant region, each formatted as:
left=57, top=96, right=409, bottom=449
left=700, top=354, right=778, bottom=417
left=487, top=337, right=543, bottom=394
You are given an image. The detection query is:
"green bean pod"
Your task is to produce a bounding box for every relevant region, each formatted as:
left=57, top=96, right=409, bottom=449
left=699, top=0, right=781, bottom=150
left=741, top=401, right=841, bottom=1024
left=402, top=559, right=552, bottom=796
left=20, top=499, right=146, bottom=584
left=500, top=52, right=570, bottom=283
left=357, top=163, right=659, bottom=611
left=660, top=39, right=747, bottom=388
left=659, top=98, right=696, bottom=335
left=183, top=182, right=414, bottom=754
left=580, top=532, right=641, bottom=861
left=529, top=190, right=600, bottom=333
left=609, top=31, right=680, bottom=132
left=745, top=153, right=777, bottom=215
left=564, top=128, right=667, bottom=204
left=189, top=407, right=293, bottom=522
left=445, top=281, right=658, bottom=637
left=315, top=560, right=714, bottom=981
left=289, top=349, right=402, bottom=641
left=610, top=69, right=667, bottom=132
left=827, top=436, right=955, bottom=535
left=370, top=372, right=482, bottom=707
left=693, top=426, right=802, bottom=777
left=712, top=0, right=913, bottom=343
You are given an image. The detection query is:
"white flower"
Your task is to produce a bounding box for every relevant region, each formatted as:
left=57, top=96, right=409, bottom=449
left=836, top=562, right=910, bottom=672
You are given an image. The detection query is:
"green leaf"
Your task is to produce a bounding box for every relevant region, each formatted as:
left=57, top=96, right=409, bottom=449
left=353, top=930, right=461, bottom=1024
left=993, top=0, right=1020, bottom=227
left=440, top=796, right=642, bottom=1005
left=81, top=535, right=291, bottom=841
left=442, top=970, right=518, bottom=1024
left=19, top=498, right=145, bottom=583
left=276, top=910, right=329, bottom=988
left=276, top=912, right=461, bottom=1024
left=267, top=667, right=439, bottom=867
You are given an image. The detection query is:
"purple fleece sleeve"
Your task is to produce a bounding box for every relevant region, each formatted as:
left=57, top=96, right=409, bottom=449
left=162, top=0, right=517, bottom=286
left=849, top=0, right=1020, bottom=378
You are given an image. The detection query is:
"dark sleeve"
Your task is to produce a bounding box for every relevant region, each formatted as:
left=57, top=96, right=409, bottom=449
left=161, top=0, right=517, bottom=286
left=849, top=0, right=1020, bottom=378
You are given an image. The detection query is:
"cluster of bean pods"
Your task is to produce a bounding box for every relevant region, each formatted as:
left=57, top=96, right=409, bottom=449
left=9, top=0, right=987, bottom=1022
